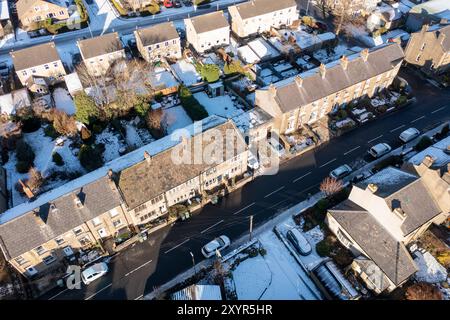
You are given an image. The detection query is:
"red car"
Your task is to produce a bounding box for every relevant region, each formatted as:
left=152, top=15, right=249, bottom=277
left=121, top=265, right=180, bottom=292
left=164, top=0, right=173, bottom=8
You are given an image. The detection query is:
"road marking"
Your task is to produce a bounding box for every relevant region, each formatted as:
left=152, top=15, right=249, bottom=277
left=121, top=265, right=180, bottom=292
left=411, top=115, right=425, bottom=123
left=233, top=202, right=255, bottom=215
left=367, top=135, right=383, bottom=144
left=125, top=259, right=153, bottom=277
left=343, top=146, right=360, bottom=155
left=85, top=283, right=112, bottom=300
left=200, top=220, right=224, bottom=234
left=134, top=294, right=143, bottom=300
left=390, top=124, right=406, bottom=133
left=319, top=158, right=337, bottom=168
left=268, top=199, right=287, bottom=209
left=292, top=171, right=312, bottom=183
left=164, top=239, right=190, bottom=254
left=431, top=106, right=446, bottom=114
left=264, top=186, right=285, bottom=198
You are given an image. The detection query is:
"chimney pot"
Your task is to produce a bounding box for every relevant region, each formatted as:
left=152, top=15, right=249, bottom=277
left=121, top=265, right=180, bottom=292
left=144, top=151, right=151, bottom=162
left=394, top=207, right=406, bottom=218
left=319, top=63, right=326, bottom=78
left=268, top=83, right=277, bottom=97
left=367, top=183, right=378, bottom=193
left=360, top=48, right=369, bottom=62
left=422, top=154, right=435, bottom=168
left=294, top=75, right=303, bottom=87
left=421, top=24, right=429, bottom=33
left=340, top=55, right=349, bottom=70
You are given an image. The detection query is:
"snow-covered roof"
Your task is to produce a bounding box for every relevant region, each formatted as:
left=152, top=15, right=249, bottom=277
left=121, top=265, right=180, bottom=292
left=171, top=284, right=222, bottom=300
left=148, top=70, right=179, bottom=90
left=247, top=39, right=279, bottom=60
left=0, top=0, right=9, bottom=20
left=408, top=136, right=450, bottom=168
left=0, top=89, right=31, bottom=115
left=64, top=73, right=83, bottom=96
left=237, top=45, right=260, bottom=64
left=0, top=115, right=226, bottom=224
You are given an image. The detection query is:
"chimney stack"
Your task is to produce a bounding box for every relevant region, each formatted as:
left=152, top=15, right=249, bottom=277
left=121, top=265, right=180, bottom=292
left=393, top=207, right=406, bottom=219
left=422, top=154, right=435, bottom=168
left=294, top=75, right=303, bottom=87
left=144, top=151, right=151, bottom=163
left=360, top=48, right=369, bottom=62
left=319, top=63, right=326, bottom=78
left=421, top=24, right=429, bottom=34
left=367, top=183, right=378, bottom=193
left=340, top=55, right=349, bottom=70
left=19, top=179, right=34, bottom=199
left=268, top=83, right=277, bottom=97
left=438, top=32, right=447, bottom=45
left=33, top=212, right=45, bottom=226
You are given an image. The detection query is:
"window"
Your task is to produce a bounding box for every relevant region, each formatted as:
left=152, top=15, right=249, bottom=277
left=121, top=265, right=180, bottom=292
left=55, top=237, right=65, bottom=246
left=59, top=10, right=64, bottom=15
left=53, top=62, right=58, bottom=67
left=44, top=64, right=49, bottom=70
left=113, top=219, right=122, bottom=228
left=92, top=217, right=101, bottom=226
left=34, top=246, right=46, bottom=256
left=62, top=246, right=74, bottom=257
left=78, top=236, right=91, bottom=246
left=15, top=256, right=28, bottom=266
left=26, top=266, right=38, bottom=276
left=73, top=227, right=83, bottom=236
left=156, top=44, right=160, bottom=49
left=416, top=54, right=421, bottom=62
left=135, top=203, right=147, bottom=214
left=31, top=69, right=36, bottom=74
left=110, top=208, right=119, bottom=218
left=337, top=229, right=352, bottom=248
left=165, top=41, right=169, bottom=46
left=420, top=43, right=426, bottom=51
left=22, top=70, right=27, bottom=76
left=173, top=39, right=177, bottom=44
left=43, top=255, right=56, bottom=265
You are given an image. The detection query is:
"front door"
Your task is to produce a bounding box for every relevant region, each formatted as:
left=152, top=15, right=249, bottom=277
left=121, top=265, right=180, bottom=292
left=98, top=228, right=108, bottom=238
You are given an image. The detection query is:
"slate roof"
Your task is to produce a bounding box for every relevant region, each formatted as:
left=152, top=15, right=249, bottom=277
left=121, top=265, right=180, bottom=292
left=117, top=121, right=247, bottom=209
left=0, top=176, right=122, bottom=259
left=358, top=167, right=442, bottom=235
left=78, top=32, right=123, bottom=60
left=187, top=11, right=229, bottom=34
left=10, top=42, right=61, bottom=71
left=435, top=25, right=450, bottom=51
left=135, top=22, right=179, bottom=47
left=17, top=0, right=68, bottom=21
left=233, top=0, right=297, bottom=20
left=328, top=200, right=418, bottom=286
left=261, top=43, right=404, bottom=113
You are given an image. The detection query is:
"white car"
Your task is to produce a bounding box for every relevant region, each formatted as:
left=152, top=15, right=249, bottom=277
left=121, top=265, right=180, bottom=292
left=201, top=235, right=230, bottom=258
left=269, top=138, right=286, bottom=157
left=286, top=228, right=312, bottom=256
left=330, top=164, right=352, bottom=180
left=247, top=154, right=260, bottom=170
left=399, top=127, right=420, bottom=143
left=81, top=262, right=109, bottom=285
left=368, top=143, right=392, bottom=158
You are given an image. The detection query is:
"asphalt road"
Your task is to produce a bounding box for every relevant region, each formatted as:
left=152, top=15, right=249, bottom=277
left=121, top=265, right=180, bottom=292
left=39, top=69, right=450, bottom=300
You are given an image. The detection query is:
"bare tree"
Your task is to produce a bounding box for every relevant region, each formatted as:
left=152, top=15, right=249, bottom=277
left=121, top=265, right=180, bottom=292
left=52, top=109, right=78, bottom=137
left=320, top=177, right=344, bottom=197
left=405, top=283, right=443, bottom=300
left=27, top=167, right=44, bottom=193
left=146, top=107, right=166, bottom=138
left=332, top=0, right=353, bottom=35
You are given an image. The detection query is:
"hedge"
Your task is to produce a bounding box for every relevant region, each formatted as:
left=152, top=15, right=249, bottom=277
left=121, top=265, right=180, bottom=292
left=414, top=136, right=433, bottom=151
left=179, top=85, right=208, bottom=121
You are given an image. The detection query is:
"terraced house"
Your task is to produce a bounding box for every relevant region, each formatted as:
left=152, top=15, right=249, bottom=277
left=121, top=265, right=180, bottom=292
left=135, top=22, right=182, bottom=63
left=0, top=176, right=130, bottom=278
left=255, top=43, right=404, bottom=135
left=405, top=24, right=450, bottom=75
left=11, top=42, right=67, bottom=93
left=118, top=120, right=248, bottom=226
left=184, top=11, right=230, bottom=54
left=77, top=32, right=126, bottom=77
left=229, top=0, right=298, bottom=38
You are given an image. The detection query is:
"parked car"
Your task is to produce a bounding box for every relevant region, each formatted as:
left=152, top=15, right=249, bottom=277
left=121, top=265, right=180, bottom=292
left=183, top=0, right=192, bottom=6
left=247, top=153, right=259, bottom=170
left=81, top=262, right=109, bottom=285
left=201, top=235, right=230, bottom=258
left=269, top=138, right=286, bottom=157
left=329, top=164, right=352, bottom=180
left=399, top=127, right=420, bottom=143
left=286, top=228, right=312, bottom=256
left=173, top=0, right=182, bottom=7
left=163, top=0, right=173, bottom=8
left=368, top=143, right=392, bottom=158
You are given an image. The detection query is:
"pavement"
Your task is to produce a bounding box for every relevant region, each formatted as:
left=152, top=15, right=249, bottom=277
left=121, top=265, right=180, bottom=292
left=38, top=68, right=450, bottom=300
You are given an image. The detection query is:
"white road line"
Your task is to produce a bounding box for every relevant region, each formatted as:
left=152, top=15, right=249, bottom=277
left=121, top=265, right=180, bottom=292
left=390, top=124, right=406, bottom=133
left=367, top=135, right=383, bottom=144
left=134, top=294, right=143, bottom=300
left=264, top=186, right=285, bottom=198
left=233, top=202, right=255, bottom=215
left=343, top=146, right=360, bottom=155
left=431, top=106, right=446, bottom=114
left=164, top=239, right=190, bottom=254
left=125, top=259, right=153, bottom=277
left=268, top=199, right=287, bottom=209
left=292, top=171, right=312, bottom=183
left=85, top=283, right=112, bottom=300
left=200, top=220, right=224, bottom=234
left=411, top=115, right=425, bottom=123
left=318, top=158, right=337, bottom=168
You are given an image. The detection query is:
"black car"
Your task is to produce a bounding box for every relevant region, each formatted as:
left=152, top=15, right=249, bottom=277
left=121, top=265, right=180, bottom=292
left=183, top=0, right=192, bottom=6
left=173, top=0, right=182, bottom=7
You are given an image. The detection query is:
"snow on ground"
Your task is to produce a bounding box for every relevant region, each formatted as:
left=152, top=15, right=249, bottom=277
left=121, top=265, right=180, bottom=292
left=163, top=105, right=193, bottom=134
left=194, top=92, right=245, bottom=119
left=171, top=60, right=201, bottom=86
left=53, top=88, right=76, bottom=115
left=232, top=231, right=322, bottom=300
left=124, top=123, right=144, bottom=148
left=313, top=44, right=352, bottom=64
left=55, top=41, right=80, bottom=71
left=95, top=127, right=126, bottom=162
left=414, top=251, right=448, bottom=284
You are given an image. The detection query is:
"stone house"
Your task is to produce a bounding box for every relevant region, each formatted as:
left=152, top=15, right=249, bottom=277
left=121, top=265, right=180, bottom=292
left=17, top=0, right=69, bottom=30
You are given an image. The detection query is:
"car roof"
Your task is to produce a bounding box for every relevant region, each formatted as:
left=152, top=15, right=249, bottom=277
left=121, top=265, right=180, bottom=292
left=332, top=164, right=350, bottom=173
left=371, top=143, right=388, bottom=151
left=401, top=128, right=418, bottom=135
left=82, top=263, right=107, bottom=276
left=288, top=229, right=310, bottom=249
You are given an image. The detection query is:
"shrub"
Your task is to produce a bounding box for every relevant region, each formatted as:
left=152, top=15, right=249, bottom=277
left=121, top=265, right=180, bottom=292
left=80, top=126, right=92, bottom=141
left=372, top=155, right=403, bottom=172
left=154, top=92, right=164, bottom=103
left=74, top=92, right=99, bottom=125
left=52, top=110, right=78, bottom=136
left=316, top=238, right=332, bottom=257
left=142, top=1, right=160, bottom=15
left=435, top=124, right=449, bottom=140
left=16, top=161, right=31, bottom=174
left=16, top=140, right=35, bottom=165
left=146, top=108, right=166, bottom=139
left=44, top=124, right=60, bottom=139
left=405, top=283, right=443, bottom=300
left=194, top=0, right=210, bottom=5
left=78, top=144, right=104, bottom=171
left=414, top=136, right=433, bottom=151
left=179, top=85, right=208, bottom=121
left=224, top=60, right=246, bottom=76
left=395, top=95, right=407, bottom=106
left=320, top=177, right=344, bottom=197
left=196, top=63, right=220, bottom=83
left=135, top=98, right=151, bottom=117
left=92, top=124, right=103, bottom=134
left=27, top=167, right=44, bottom=192
left=52, top=152, right=64, bottom=166
left=259, top=248, right=267, bottom=256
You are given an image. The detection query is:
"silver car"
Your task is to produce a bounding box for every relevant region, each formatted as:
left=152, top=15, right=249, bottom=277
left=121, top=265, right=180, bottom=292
left=201, top=235, right=231, bottom=258
left=399, top=127, right=420, bottom=143
left=368, top=143, right=391, bottom=158
left=330, top=164, right=352, bottom=179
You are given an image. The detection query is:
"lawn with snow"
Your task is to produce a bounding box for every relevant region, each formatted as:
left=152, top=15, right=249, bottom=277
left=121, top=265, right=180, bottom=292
left=163, top=105, right=193, bottom=134
left=194, top=92, right=245, bottom=119
left=171, top=60, right=201, bottom=86
left=53, top=88, right=76, bottom=115
left=313, top=44, right=352, bottom=64
left=95, top=127, right=127, bottom=162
